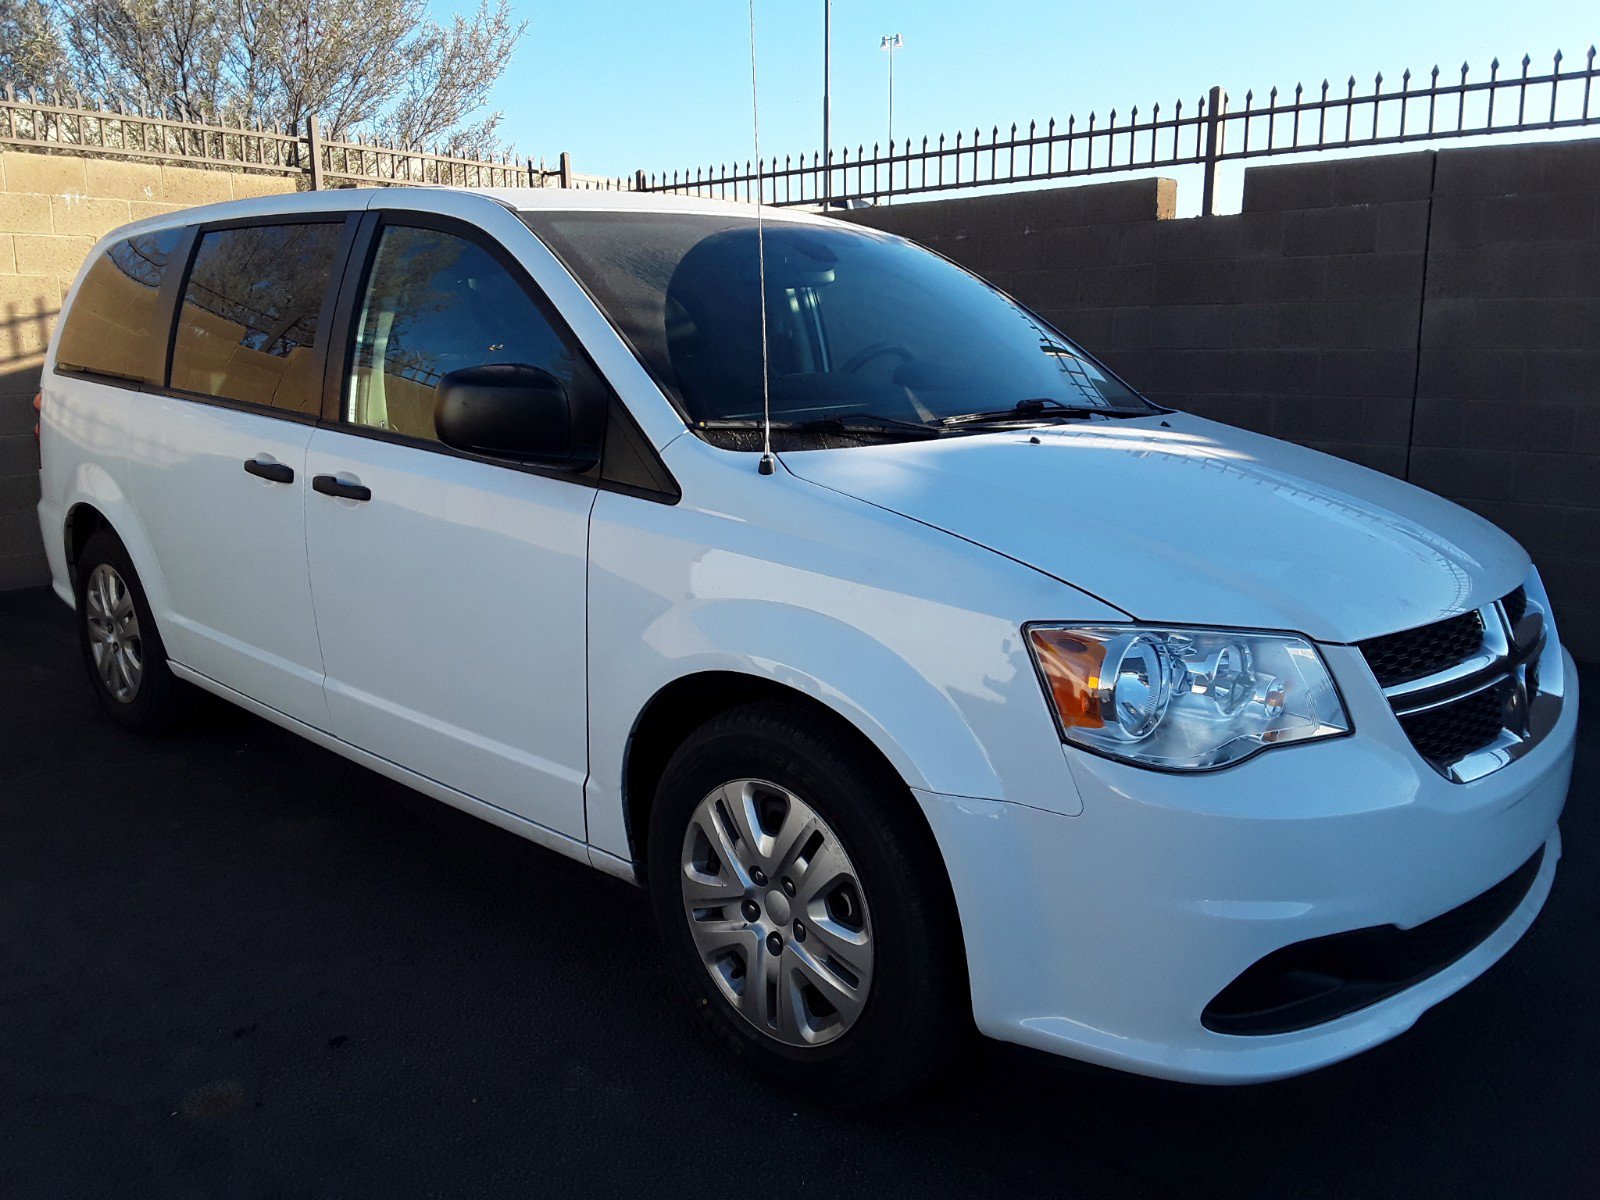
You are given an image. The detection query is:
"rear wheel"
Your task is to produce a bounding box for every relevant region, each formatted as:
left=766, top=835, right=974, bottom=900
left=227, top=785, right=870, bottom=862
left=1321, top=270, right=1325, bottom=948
left=75, top=530, right=185, bottom=731
left=647, top=700, right=965, bottom=1106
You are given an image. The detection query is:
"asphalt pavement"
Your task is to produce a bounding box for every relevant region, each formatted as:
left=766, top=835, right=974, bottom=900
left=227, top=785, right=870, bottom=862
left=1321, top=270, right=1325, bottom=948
left=2, top=585, right=1596, bottom=1199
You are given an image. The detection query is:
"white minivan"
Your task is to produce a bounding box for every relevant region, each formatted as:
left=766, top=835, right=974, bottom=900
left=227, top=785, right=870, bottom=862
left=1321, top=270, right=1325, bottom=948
left=37, top=187, right=1576, bottom=1103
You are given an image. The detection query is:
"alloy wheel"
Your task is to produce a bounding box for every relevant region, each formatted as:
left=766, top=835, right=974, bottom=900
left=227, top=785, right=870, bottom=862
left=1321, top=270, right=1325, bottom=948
left=84, top=563, right=143, bottom=703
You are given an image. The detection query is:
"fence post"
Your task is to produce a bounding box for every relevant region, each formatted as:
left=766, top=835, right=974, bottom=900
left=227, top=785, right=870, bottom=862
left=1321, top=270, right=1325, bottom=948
left=306, top=115, right=324, bottom=191
left=634, top=169, right=647, bottom=191
left=559, top=151, right=573, bottom=189
left=1201, top=85, right=1227, bottom=216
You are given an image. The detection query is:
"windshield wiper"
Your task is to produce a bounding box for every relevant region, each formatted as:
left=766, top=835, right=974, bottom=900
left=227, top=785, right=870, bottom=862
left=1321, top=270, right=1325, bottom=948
left=696, top=414, right=944, bottom=439
left=936, top=397, right=1140, bottom=427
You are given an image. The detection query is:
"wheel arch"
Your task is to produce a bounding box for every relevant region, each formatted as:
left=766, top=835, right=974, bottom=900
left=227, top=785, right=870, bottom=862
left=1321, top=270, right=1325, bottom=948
left=55, top=468, right=172, bottom=623
left=623, top=671, right=936, bottom=882
left=63, top=500, right=112, bottom=584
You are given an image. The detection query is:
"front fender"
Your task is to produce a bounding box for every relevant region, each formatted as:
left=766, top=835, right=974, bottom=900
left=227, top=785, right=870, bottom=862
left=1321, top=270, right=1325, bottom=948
left=584, top=454, right=1115, bottom=862
left=647, top=598, right=1000, bottom=795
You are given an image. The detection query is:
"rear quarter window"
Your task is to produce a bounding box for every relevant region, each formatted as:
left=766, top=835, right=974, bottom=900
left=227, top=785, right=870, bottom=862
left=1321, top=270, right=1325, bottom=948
left=54, top=228, right=186, bottom=384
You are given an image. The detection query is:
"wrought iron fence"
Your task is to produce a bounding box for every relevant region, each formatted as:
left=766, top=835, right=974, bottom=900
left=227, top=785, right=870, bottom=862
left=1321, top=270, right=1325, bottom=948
left=6, top=46, right=1599, bottom=211
left=636, top=46, right=1600, bottom=213
left=0, top=88, right=640, bottom=193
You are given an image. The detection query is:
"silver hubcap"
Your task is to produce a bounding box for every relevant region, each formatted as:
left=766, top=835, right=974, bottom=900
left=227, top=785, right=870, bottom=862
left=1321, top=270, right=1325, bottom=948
left=85, top=564, right=143, bottom=704
left=680, top=779, right=874, bottom=1047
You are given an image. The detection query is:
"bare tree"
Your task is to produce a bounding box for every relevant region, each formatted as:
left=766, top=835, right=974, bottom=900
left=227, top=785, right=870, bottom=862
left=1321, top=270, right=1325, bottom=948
left=46, top=0, right=524, bottom=147
left=376, top=0, right=523, bottom=156
left=0, top=0, right=71, bottom=93
left=60, top=0, right=230, bottom=118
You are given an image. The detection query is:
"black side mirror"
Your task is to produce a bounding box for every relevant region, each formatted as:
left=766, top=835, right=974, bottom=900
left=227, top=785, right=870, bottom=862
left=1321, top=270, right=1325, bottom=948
left=435, top=363, right=598, bottom=468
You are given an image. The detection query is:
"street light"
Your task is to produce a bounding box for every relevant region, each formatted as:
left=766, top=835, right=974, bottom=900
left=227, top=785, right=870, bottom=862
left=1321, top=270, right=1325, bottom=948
left=880, top=33, right=903, bottom=148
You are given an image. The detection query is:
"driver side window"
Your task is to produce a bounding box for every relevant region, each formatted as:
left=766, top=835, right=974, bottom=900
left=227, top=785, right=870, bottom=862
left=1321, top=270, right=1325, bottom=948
left=348, top=224, right=576, bottom=441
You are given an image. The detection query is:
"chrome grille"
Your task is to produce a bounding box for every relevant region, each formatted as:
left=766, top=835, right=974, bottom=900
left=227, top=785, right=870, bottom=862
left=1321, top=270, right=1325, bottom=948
left=1502, top=586, right=1528, bottom=628
left=1361, top=587, right=1559, bottom=783
left=1358, top=610, right=1486, bottom=688
left=1397, top=679, right=1514, bottom=765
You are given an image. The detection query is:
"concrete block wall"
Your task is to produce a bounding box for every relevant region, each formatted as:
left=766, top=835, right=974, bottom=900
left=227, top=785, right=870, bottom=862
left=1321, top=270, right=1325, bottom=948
left=843, top=140, right=1600, bottom=659
left=1410, top=141, right=1600, bottom=663
left=0, top=151, right=297, bottom=588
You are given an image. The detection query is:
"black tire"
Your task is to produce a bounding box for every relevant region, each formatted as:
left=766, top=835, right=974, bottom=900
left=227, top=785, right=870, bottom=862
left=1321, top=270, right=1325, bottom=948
left=74, top=529, right=186, bottom=732
left=647, top=699, right=966, bottom=1106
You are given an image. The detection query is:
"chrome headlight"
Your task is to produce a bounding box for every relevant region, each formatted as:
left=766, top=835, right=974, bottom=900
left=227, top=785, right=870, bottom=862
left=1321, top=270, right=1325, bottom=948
left=1027, top=625, right=1350, bottom=770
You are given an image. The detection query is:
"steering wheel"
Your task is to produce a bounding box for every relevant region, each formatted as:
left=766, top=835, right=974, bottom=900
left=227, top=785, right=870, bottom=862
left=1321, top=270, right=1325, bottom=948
left=842, top=341, right=914, bottom=374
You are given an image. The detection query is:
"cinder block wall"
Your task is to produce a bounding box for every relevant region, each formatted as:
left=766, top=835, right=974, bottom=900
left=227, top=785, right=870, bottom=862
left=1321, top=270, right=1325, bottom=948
left=842, top=140, right=1600, bottom=659
left=0, top=152, right=297, bottom=588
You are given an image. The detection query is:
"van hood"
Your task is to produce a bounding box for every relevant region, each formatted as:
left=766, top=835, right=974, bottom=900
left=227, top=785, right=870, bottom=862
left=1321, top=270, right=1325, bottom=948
left=783, top=412, right=1527, bottom=644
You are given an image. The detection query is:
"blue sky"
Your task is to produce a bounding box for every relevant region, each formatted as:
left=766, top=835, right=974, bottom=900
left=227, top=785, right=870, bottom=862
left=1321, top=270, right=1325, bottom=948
left=481, top=1, right=1594, bottom=197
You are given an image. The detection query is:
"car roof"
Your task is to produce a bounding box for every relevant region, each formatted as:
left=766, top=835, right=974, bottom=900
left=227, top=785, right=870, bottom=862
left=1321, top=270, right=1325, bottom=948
left=104, top=184, right=840, bottom=243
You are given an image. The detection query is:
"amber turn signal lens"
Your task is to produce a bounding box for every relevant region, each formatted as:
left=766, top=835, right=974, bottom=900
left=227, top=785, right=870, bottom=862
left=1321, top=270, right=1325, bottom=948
left=32, top=392, right=41, bottom=442
left=1029, top=628, right=1106, bottom=729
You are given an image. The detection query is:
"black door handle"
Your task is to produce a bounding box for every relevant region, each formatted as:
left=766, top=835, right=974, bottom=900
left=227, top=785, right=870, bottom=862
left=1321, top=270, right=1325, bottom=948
left=312, top=474, right=372, bottom=502
left=244, top=458, right=294, bottom=484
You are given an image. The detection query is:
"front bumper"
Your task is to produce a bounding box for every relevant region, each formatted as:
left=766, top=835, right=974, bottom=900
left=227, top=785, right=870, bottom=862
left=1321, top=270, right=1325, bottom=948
left=918, top=647, right=1578, bottom=1085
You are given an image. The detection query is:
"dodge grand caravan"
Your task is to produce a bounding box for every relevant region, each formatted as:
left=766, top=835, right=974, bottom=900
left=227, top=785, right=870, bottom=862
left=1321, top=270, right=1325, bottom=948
left=36, top=188, right=1576, bottom=1103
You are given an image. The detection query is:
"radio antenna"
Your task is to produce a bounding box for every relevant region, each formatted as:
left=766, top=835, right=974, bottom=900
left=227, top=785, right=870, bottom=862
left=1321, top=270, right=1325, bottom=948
left=748, top=0, right=775, bottom=476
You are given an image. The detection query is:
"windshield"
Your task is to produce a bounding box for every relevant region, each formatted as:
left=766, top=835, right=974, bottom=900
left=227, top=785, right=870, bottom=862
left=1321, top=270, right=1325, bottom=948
left=522, top=211, right=1153, bottom=439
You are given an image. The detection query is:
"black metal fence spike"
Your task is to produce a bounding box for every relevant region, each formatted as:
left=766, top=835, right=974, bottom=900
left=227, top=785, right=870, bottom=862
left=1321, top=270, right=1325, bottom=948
left=1374, top=72, right=1383, bottom=86
left=1522, top=53, right=1531, bottom=69
left=1554, top=50, right=1564, bottom=65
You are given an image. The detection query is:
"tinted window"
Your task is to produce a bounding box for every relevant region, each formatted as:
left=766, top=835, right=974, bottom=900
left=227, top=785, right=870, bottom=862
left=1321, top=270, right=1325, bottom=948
left=346, top=225, right=579, bottom=442
left=170, top=222, right=343, bottom=413
left=525, top=212, right=1150, bottom=430
left=55, top=229, right=184, bottom=383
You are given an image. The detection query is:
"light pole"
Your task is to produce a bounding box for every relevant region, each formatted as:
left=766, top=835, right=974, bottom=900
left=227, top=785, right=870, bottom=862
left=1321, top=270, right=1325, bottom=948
left=880, top=33, right=903, bottom=148
left=822, top=1, right=832, bottom=202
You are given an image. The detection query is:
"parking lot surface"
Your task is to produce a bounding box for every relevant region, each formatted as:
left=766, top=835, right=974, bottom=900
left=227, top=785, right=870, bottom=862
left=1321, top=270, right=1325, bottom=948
left=2, top=586, right=1596, bottom=1199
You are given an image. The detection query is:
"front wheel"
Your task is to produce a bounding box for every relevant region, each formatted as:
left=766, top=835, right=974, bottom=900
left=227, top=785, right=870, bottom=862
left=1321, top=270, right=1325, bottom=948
left=647, top=701, right=966, bottom=1106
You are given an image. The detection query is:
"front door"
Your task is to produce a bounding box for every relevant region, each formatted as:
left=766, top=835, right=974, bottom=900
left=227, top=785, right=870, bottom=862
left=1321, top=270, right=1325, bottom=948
left=303, top=218, right=597, bottom=839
